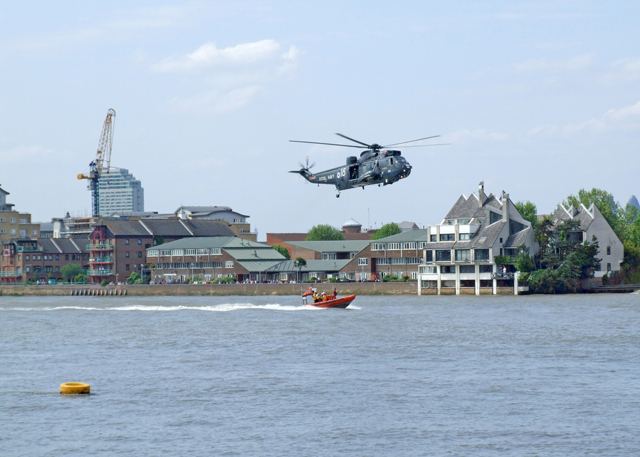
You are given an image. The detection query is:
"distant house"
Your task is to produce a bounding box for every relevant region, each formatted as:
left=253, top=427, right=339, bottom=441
left=398, top=221, right=419, bottom=232
left=551, top=203, right=623, bottom=277
left=174, top=206, right=256, bottom=241
left=265, top=259, right=352, bottom=282
left=287, top=240, right=370, bottom=261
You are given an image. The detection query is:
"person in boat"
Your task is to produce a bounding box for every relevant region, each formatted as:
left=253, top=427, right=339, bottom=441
left=332, top=288, right=337, bottom=299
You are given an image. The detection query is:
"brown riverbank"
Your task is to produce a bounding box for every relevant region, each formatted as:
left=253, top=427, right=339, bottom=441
left=0, top=282, right=416, bottom=297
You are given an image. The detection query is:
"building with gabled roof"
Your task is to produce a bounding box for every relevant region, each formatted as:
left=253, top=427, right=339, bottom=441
left=265, top=259, right=352, bottom=282
left=146, top=237, right=286, bottom=283
left=85, top=219, right=235, bottom=283
left=414, top=181, right=538, bottom=295
left=551, top=203, right=623, bottom=277
left=288, top=240, right=370, bottom=261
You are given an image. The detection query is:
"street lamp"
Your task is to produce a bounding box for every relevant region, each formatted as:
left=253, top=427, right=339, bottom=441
left=190, top=262, right=195, bottom=282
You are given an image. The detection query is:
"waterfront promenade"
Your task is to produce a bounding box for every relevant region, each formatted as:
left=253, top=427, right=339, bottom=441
left=0, top=282, right=417, bottom=296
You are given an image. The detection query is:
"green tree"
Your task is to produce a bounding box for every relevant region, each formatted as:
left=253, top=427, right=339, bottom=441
left=61, top=263, right=84, bottom=282
left=564, top=188, right=621, bottom=237
left=127, top=272, right=141, bottom=284
left=74, top=273, right=88, bottom=284
left=294, top=257, right=307, bottom=283
left=305, top=224, right=345, bottom=241
left=371, top=222, right=402, bottom=240
left=273, top=244, right=291, bottom=260
left=514, top=201, right=538, bottom=230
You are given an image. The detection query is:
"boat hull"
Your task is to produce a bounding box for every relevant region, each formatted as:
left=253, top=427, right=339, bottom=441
left=306, top=294, right=356, bottom=309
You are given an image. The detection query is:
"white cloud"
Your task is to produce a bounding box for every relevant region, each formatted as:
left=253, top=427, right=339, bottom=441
left=170, top=86, right=263, bottom=114
left=513, top=53, right=593, bottom=73
left=152, top=40, right=298, bottom=73
left=0, top=145, right=57, bottom=163
left=602, top=57, right=640, bottom=84
left=447, top=129, right=508, bottom=143
left=155, top=39, right=300, bottom=115
left=529, top=100, right=640, bottom=137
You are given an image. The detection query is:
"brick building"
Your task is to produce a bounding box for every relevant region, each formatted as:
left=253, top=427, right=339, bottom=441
left=87, top=219, right=234, bottom=283
left=0, top=184, right=40, bottom=243
left=1, top=238, right=89, bottom=283
left=146, top=237, right=286, bottom=283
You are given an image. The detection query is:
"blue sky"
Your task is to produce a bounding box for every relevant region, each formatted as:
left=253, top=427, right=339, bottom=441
left=1, top=1, right=639, bottom=237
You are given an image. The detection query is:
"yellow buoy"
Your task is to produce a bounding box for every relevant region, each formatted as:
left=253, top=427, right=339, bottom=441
left=60, top=382, right=90, bottom=394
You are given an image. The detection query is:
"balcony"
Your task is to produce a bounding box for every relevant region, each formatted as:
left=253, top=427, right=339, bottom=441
left=17, top=246, right=43, bottom=253
left=87, top=269, right=113, bottom=276
left=0, top=270, right=21, bottom=277
left=87, top=244, right=114, bottom=251
left=89, top=257, right=114, bottom=264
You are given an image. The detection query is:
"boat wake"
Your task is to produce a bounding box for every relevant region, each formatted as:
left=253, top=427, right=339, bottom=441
left=1, top=303, right=318, bottom=312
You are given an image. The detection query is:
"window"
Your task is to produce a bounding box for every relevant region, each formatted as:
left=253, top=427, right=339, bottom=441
left=19, top=230, right=26, bottom=237
left=455, top=249, right=471, bottom=262
left=419, top=266, right=437, bottom=274
left=160, top=250, right=171, bottom=256
left=387, top=243, right=401, bottom=250
left=126, top=264, right=130, bottom=270
left=440, top=234, right=455, bottom=241
left=171, top=249, right=184, bottom=256
left=436, top=250, right=451, bottom=261
left=376, top=257, right=390, bottom=265
left=406, top=257, right=420, bottom=264
left=32, top=230, right=38, bottom=236
left=607, top=246, right=611, bottom=255
left=19, top=218, right=27, bottom=224
left=137, top=239, right=142, bottom=245
left=411, top=271, right=418, bottom=280
left=138, top=252, right=142, bottom=258
left=403, top=242, right=416, bottom=249
left=607, top=263, right=611, bottom=272
left=26, top=255, right=30, bottom=260
left=460, top=265, right=475, bottom=274
left=322, top=253, right=337, bottom=260
left=372, top=243, right=385, bottom=251
left=65, top=255, right=69, bottom=260
left=480, top=265, right=493, bottom=273
left=10, top=229, right=16, bottom=235
left=279, top=273, right=288, bottom=281
left=0, top=229, right=5, bottom=233
left=71, top=255, right=75, bottom=260
left=10, top=217, right=16, bottom=224
left=225, top=261, right=234, bottom=268
left=148, top=250, right=159, bottom=257
left=475, top=249, right=490, bottom=261
left=441, top=265, right=455, bottom=274
left=490, top=212, right=501, bottom=224
left=358, top=258, right=368, bottom=266
left=458, top=219, right=471, bottom=224
left=210, top=248, right=222, bottom=255
left=55, top=255, right=59, bottom=260
left=459, top=233, right=470, bottom=241
left=430, top=235, right=437, bottom=242
left=26, top=266, right=30, bottom=272
left=0, top=217, right=5, bottom=222
left=390, top=257, right=406, bottom=265
left=126, top=252, right=130, bottom=257
left=125, top=239, right=129, bottom=245
left=499, top=238, right=503, bottom=243
left=424, top=250, right=433, bottom=262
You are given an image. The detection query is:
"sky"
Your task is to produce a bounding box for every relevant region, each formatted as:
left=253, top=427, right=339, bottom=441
left=1, top=1, right=639, bottom=239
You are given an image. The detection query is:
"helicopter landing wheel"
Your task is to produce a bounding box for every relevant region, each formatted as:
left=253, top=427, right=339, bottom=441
left=336, top=191, right=340, bottom=198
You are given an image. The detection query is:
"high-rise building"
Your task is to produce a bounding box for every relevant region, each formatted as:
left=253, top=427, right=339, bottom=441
left=97, top=167, right=144, bottom=216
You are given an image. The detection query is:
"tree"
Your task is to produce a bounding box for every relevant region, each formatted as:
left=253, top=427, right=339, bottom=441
left=61, top=263, right=84, bottom=282
left=127, top=272, right=141, bottom=284
left=273, top=244, right=291, bottom=260
left=294, top=257, right=307, bottom=283
left=515, top=201, right=538, bottom=230
left=371, top=222, right=402, bottom=240
left=74, top=273, right=88, bottom=284
left=305, top=224, right=344, bottom=241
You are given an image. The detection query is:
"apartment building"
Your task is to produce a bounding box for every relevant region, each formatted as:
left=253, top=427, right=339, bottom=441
left=0, top=185, right=40, bottom=242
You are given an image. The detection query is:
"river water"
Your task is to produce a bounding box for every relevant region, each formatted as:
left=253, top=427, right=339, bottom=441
left=1, top=294, right=640, bottom=456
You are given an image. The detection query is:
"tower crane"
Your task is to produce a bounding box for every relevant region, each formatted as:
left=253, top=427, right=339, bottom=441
left=77, top=108, right=116, bottom=217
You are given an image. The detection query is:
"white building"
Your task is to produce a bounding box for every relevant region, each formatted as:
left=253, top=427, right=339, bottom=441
left=418, top=182, right=538, bottom=295
left=98, top=167, right=144, bottom=216
left=552, top=203, right=623, bottom=277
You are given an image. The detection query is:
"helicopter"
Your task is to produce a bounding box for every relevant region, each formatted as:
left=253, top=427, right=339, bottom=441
left=289, top=133, right=446, bottom=197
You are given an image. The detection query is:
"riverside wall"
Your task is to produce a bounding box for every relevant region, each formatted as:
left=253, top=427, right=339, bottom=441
left=0, top=282, right=417, bottom=297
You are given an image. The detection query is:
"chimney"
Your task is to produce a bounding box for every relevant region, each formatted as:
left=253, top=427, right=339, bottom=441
left=502, top=192, right=510, bottom=221
left=478, top=181, right=486, bottom=207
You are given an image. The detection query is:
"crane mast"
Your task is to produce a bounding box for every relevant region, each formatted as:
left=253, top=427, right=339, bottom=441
left=77, top=109, right=116, bottom=217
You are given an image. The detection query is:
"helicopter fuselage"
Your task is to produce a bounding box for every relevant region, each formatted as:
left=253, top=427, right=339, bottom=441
left=300, top=149, right=412, bottom=191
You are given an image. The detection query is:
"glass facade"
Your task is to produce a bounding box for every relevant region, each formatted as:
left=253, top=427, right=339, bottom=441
left=98, top=167, right=144, bottom=216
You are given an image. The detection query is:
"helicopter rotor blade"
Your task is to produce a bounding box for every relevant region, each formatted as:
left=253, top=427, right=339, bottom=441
left=382, top=135, right=441, bottom=148
left=392, top=143, right=450, bottom=148
left=289, top=140, right=364, bottom=148
left=335, top=133, right=370, bottom=147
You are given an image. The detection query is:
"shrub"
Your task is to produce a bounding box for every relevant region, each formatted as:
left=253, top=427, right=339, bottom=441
left=100, top=279, right=109, bottom=287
